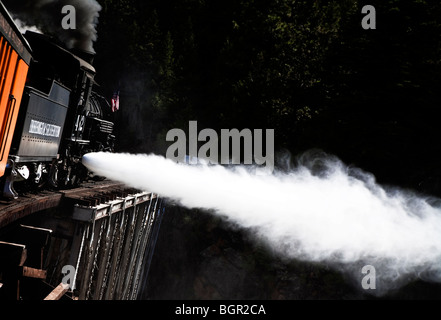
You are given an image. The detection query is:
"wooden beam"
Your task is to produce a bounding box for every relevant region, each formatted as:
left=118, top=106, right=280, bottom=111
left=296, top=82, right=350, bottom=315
left=0, top=180, right=126, bottom=229
left=18, top=225, right=52, bottom=245
left=17, top=225, right=53, bottom=269
left=0, top=241, right=27, bottom=299
left=44, top=283, right=70, bottom=300
left=21, top=266, right=47, bottom=279
left=0, top=193, right=63, bottom=230
left=0, top=241, right=27, bottom=268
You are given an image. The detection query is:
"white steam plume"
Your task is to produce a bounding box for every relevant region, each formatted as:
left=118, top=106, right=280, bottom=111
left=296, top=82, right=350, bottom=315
left=82, top=151, right=441, bottom=295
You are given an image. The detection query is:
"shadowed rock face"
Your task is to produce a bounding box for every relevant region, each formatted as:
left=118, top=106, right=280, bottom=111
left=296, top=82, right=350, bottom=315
left=141, top=206, right=365, bottom=300
left=142, top=205, right=441, bottom=300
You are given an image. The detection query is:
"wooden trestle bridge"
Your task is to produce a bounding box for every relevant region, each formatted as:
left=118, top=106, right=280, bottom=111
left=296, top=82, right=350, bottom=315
left=0, top=180, right=164, bottom=300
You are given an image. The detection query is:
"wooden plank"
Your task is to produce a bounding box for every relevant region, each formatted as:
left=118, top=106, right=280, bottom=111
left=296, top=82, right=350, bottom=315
left=44, top=283, right=70, bottom=300
left=17, top=225, right=53, bottom=269
left=0, top=193, right=63, bottom=229
left=21, top=266, right=47, bottom=279
left=18, top=225, right=53, bottom=245
left=0, top=241, right=26, bottom=300
left=0, top=180, right=127, bottom=229
left=0, top=241, right=27, bottom=268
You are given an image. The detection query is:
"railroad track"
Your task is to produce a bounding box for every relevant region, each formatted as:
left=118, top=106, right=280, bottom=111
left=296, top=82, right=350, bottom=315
left=0, top=180, right=129, bottom=230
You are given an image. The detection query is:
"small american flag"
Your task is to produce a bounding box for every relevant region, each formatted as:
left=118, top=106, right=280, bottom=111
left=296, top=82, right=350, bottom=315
left=111, top=90, right=120, bottom=112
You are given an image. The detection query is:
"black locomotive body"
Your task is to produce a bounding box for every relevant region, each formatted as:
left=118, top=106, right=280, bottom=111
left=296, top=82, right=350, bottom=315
left=3, top=31, right=115, bottom=198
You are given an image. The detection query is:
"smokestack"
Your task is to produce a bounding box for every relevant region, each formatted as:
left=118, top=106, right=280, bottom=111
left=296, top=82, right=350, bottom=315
left=2, top=0, right=102, bottom=53
left=71, top=47, right=95, bottom=65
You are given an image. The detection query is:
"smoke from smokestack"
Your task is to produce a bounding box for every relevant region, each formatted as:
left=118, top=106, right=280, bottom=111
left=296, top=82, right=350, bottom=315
left=3, top=0, right=101, bottom=52
left=13, top=18, right=43, bottom=34
left=82, top=151, right=441, bottom=296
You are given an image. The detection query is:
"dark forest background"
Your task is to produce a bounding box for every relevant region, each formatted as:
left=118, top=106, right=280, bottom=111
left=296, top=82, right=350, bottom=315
left=89, top=0, right=441, bottom=299
left=94, top=0, right=441, bottom=194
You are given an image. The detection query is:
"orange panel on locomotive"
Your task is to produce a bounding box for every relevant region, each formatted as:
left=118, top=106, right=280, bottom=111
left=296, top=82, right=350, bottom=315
left=0, top=2, right=32, bottom=196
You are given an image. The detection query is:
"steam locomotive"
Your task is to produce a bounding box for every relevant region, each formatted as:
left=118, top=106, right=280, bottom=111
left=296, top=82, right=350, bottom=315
left=0, top=3, right=115, bottom=199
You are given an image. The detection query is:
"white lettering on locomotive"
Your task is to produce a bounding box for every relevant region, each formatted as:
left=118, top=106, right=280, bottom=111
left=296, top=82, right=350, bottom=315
left=29, top=119, right=61, bottom=138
